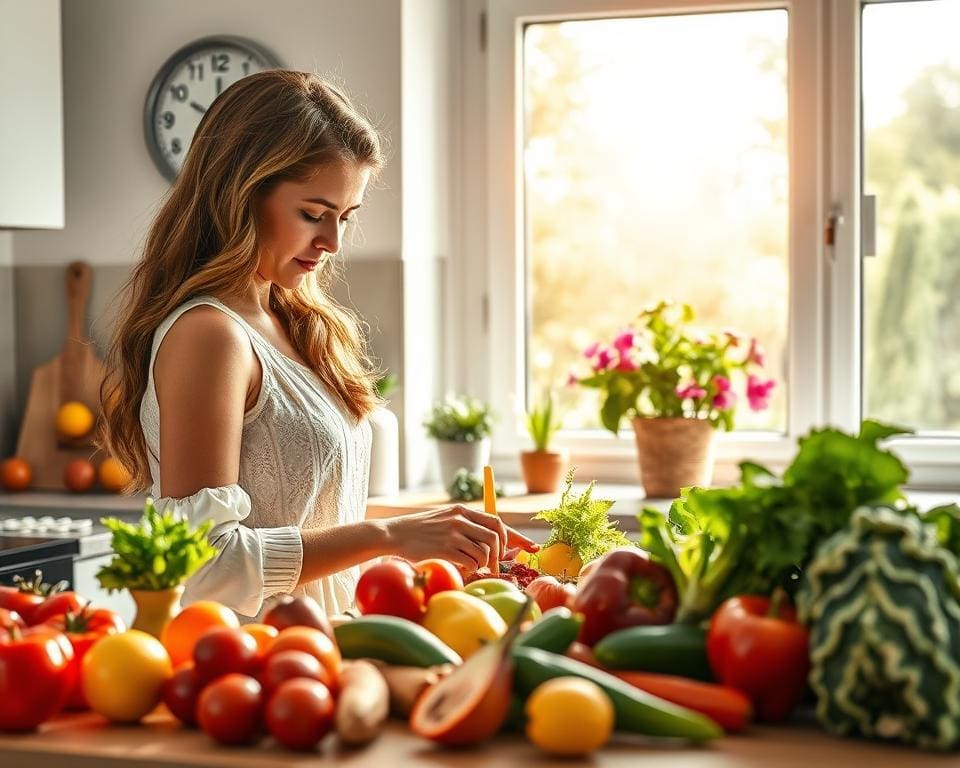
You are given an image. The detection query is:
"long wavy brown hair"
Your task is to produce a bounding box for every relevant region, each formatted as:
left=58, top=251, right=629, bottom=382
left=100, top=70, right=385, bottom=491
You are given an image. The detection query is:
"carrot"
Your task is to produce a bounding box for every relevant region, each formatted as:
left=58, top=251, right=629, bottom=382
left=612, top=670, right=753, bottom=733
left=335, top=660, right=390, bottom=746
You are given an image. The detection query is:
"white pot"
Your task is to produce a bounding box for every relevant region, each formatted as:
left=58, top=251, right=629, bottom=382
left=436, top=438, right=491, bottom=488
left=368, top=407, right=400, bottom=497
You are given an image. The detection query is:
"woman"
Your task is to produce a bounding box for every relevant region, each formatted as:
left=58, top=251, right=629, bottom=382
left=101, top=70, right=536, bottom=619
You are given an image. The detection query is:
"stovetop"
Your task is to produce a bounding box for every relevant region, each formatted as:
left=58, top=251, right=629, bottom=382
left=0, top=535, right=80, bottom=569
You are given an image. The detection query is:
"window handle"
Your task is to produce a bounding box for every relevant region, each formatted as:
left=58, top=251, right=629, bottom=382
left=862, top=194, right=877, bottom=257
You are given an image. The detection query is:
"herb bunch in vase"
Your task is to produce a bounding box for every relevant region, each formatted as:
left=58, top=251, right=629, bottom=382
left=423, top=394, right=494, bottom=487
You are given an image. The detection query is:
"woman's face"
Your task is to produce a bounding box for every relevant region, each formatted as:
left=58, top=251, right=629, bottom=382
left=255, top=159, right=370, bottom=290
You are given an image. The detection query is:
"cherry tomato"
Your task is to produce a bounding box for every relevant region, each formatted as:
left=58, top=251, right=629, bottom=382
left=259, top=650, right=334, bottom=697
left=162, top=662, right=203, bottom=726
left=197, top=673, right=263, bottom=746
left=0, top=625, right=74, bottom=730
left=267, top=627, right=341, bottom=693
left=44, top=606, right=125, bottom=709
left=355, top=559, right=426, bottom=622
left=265, top=678, right=334, bottom=751
left=192, top=627, right=260, bottom=685
left=30, top=591, right=88, bottom=626
left=416, top=559, right=464, bottom=599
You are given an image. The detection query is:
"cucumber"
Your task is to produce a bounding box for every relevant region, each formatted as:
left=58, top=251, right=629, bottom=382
left=593, top=625, right=713, bottom=681
left=334, top=615, right=462, bottom=667
left=515, top=608, right=583, bottom=654
left=513, top=646, right=722, bottom=742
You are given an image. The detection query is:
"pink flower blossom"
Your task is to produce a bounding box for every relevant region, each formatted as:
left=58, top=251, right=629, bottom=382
left=566, top=370, right=579, bottom=387
left=583, top=341, right=600, bottom=359
left=594, top=347, right=615, bottom=372
left=747, top=374, right=776, bottom=411
left=613, top=329, right=637, bottom=354
left=747, top=337, right=766, bottom=367
left=616, top=357, right=638, bottom=372
left=676, top=382, right=707, bottom=400
left=711, top=375, right=736, bottom=410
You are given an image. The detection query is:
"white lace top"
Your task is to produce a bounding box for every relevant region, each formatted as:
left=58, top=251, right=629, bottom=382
left=139, top=296, right=371, bottom=619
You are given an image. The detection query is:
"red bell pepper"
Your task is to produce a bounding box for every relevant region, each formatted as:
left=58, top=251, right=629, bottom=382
left=707, top=592, right=810, bottom=723
left=0, top=624, right=74, bottom=730
left=572, top=547, right=678, bottom=646
left=44, top=607, right=126, bottom=709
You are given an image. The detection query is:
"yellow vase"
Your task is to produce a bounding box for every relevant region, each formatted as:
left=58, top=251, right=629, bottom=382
left=129, top=586, right=184, bottom=639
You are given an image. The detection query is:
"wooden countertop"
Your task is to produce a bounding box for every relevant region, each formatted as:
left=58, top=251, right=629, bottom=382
left=0, top=710, right=956, bottom=768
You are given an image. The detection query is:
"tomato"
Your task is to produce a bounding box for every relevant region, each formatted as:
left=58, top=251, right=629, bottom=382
left=355, top=559, right=426, bottom=622
left=44, top=607, right=125, bottom=709
left=265, top=678, right=334, bottom=751
left=30, top=591, right=89, bottom=626
left=0, top=457, right=32, bottom=492
left=416, top=559, right=464, bottom=598
left=162, top=662, right=203, bottom=726
left=525, top=576, right=576, bottom=613
left=240, top=623, right=279, bottom=657
left=259, top=649, right=334, bottom=697
left=0, top=625, right=74, bottom=730
left=197, top=673, right=263, bottom=746
left=0, top=571, right=54, bottom=624
left=268, top=627, right=340, bottom=692
left=263, top=595, right=334, bottom=641
left=161, top=600, right=238, bottom=668
left=0, top=608, right=25, bottom=631
left=193, top=626, right=260, bottom=685
left=63, top=459, right=96, bottom=493
left=83, top=630, right=172, bottom=723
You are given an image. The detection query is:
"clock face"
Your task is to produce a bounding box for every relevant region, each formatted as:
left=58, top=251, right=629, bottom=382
left=144, top=37, right=281, bottom=180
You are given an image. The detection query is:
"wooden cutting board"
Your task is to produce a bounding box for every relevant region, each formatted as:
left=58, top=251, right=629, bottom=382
left=15, top=261, right=108, bottom=490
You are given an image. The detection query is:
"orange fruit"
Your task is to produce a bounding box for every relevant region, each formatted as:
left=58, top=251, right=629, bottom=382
left=56, top=401, right=95, bottom=438
left=99, top=457, right=132, bottom=492
left=240, top=623, right=279, bottom=656
left=0, top=457, right=32, bottom=492
left=63, top=458, right=96, bottom=493
left=161, top=601, right=239, bottom=668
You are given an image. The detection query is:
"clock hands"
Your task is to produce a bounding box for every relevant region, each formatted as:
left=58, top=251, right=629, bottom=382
left=190, top=101, right=207, bottom=115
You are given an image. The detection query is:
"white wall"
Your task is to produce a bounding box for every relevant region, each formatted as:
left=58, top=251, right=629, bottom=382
left=12, top=0, right=403, bottom=267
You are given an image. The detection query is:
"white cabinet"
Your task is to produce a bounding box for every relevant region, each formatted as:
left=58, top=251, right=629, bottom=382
left=0, top=0, right=64, bottom=229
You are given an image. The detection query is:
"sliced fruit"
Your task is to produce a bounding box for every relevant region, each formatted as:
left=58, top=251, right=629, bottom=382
left=421, top=591, right=507, bottom=659
left=410, top=597, right=530, bottom=746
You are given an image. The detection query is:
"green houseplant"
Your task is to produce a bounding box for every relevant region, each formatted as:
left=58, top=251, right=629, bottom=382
left=423, top=394, right=494, bottom=486
left=97, top=499, right=217, bottom=638
left=573, top=301, right=775, bottom=498
left=521, top=391, right=568, bottom=493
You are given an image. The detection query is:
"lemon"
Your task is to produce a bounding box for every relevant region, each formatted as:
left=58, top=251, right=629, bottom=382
left=56, top=401, right=95, bottom=438
left=421, top=591, right=506, bottom=659
left=537, top=542, right=583, bottom=578
left=525, top=677, right=614, bottom=756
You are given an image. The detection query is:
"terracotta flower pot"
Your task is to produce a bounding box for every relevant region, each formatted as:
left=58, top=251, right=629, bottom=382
left=129, top=585, right=184, bottom=639
left=631, top=417, right=716, bottom=499
left=520, top=449, right=569, bottom=494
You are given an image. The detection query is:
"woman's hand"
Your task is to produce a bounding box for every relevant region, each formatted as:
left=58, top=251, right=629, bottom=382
left=383, top=505, right=539, bottom=572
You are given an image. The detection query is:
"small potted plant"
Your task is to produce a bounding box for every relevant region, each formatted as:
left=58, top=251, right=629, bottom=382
left=521, top=391, right=568, bottom=494
left=97, top=499, right=217, bottom=638
left=573, top=301, right=776, bottom=498
left=423, top=394, right=494, bottom=487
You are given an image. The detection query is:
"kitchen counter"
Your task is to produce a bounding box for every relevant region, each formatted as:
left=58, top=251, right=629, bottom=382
left=1, top=711, right=957, bottom=768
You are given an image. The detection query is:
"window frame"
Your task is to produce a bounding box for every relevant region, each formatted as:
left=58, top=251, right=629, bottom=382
left=452, top=0, right=960, bottom=489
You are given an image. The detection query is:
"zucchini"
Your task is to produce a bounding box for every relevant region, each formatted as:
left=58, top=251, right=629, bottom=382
left=593, top=624, right=713, bottom=681
left=334, top=615, right=462, bottom=667
left=513, top=646, right=722, bottom=741
left=515, top=608, right=583, bottom=654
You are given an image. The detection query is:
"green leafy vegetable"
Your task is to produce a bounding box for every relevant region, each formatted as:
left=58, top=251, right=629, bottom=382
left=96, top=499, right=218, bottom=592
left=639, top=420, right=912, bottom=624
left=534, top=469, right=632, bottom=566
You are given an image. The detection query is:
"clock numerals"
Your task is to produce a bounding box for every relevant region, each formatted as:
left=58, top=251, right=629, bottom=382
left=169, top=84, right=188, bottom=102
left=171, top=138, right=183, bottom=155
left=188, top=61, right=204, bottom=81
left=211, top=53, right=230, bottom=73
left=161, top=111, right=175, bottom=129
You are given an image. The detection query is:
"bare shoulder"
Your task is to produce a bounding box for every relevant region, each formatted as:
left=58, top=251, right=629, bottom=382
left=154, top=303, right=255, bottom=378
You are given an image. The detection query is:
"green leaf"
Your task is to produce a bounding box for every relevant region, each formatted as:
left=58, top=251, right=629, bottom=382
left=859, top=419, right=913, bottom=445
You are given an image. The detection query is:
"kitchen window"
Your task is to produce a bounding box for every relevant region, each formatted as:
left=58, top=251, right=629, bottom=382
left=454, top=0, right=960, bottom=488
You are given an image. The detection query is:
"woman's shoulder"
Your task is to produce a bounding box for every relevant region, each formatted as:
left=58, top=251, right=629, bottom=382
left=155, top=300, right=255, bottom=372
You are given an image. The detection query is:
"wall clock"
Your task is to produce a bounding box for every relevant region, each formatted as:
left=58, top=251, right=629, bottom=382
left=143, top=36, right=282, bottom=181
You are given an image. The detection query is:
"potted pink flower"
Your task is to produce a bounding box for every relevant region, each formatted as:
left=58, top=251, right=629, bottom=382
left=572, top=301, right=775, bottom=498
